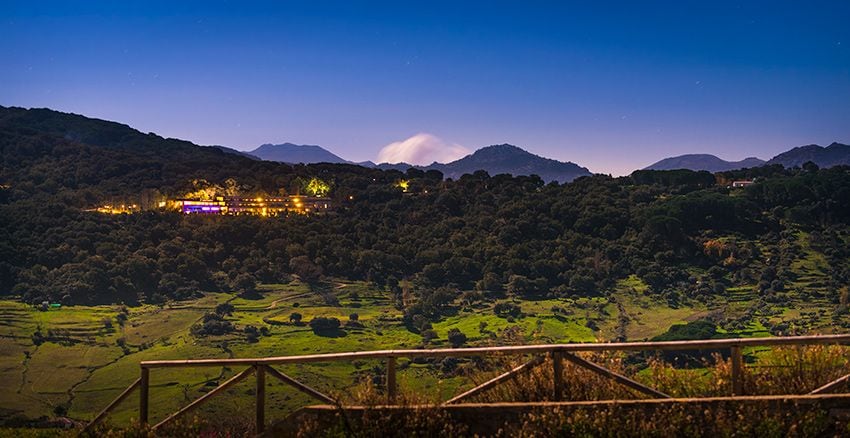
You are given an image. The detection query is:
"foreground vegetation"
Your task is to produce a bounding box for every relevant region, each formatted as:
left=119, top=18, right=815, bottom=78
left=1, top=275, right=847, bottom=431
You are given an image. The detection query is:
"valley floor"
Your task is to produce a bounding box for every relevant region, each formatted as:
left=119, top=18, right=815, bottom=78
left=1, top=269, right=842, bottom=429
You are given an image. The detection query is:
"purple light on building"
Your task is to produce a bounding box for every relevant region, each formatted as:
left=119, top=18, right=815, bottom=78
left=182, top=204, right=222, bottom=214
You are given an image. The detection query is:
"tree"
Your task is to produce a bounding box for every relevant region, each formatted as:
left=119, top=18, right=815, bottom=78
left=191, top=313, right=235, bottom=337
left=244, top=325, right=261, bottom=343
left=447, top=328, right=467, bottom=348
left=289, top=256, right=322, bottom=284
left=232, top=273, right=257, bottom=296
left=289, top=312, right=303, bottom=325
left=476, top=272, right=504, bottom=296
left=309, top=317, right=341, bottom=335
left=215, top=302, right=235, bottom=316
left=421, top=329, right=438, bottom=344
left=494, top=302, right=521, bottom=318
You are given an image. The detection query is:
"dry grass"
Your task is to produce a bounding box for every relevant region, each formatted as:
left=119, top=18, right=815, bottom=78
left=504, top=403, right=843, bottom=438
left=294, top=345, right=850, bottom=437
left=69, top=346, right=850, bottom=436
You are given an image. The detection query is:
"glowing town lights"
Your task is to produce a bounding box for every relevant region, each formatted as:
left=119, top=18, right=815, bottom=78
left=91, top=194, right=331, bottom=217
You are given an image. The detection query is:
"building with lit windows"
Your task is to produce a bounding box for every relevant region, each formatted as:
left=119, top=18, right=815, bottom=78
left=172, top=196, right=331, bottom=216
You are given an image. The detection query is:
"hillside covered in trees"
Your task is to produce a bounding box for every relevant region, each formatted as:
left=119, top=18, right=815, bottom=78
left=2, top=106, right=850, bottom=326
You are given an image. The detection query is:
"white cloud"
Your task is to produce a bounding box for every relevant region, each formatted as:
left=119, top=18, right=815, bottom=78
left=376, top=133, right=470, bottom=165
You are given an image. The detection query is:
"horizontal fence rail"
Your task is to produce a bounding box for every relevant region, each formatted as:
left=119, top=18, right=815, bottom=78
left=138, top=334, right=850, bottom=368
left=83, top=334, right=850, bottom=435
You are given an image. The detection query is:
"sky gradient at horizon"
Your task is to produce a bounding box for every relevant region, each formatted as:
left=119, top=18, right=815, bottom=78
left=2, top=1, right=849, bottom=175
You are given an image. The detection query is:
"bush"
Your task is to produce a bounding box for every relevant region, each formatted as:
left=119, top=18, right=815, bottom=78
left=494, top=302, right=522, bottom=318
left=191, top=313, right=235, bottom=337
left=289, top=312, right=303, bottom=324
left=215, top=303, right=235, bottom=316
left=652, top=320, right=718, bottom=341
left=309, top=317, right=341, bottom=334
left=447, top=328, right=467, bottom=348
left=244, top=325, right=260, bottom=343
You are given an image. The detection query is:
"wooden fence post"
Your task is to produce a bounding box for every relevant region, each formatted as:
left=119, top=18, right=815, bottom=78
left=140, top=367, right=149, bottom=425
left=731, top=346, right=744, bottom=396
left=386, top=357, right=397, bottom=404
left=256, top=365, right=265, bottom=434
left=552, top=351, right=563, bottom=401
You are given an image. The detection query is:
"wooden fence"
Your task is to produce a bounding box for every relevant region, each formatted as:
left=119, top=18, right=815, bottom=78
left=83, top=334, right=850, bottom=434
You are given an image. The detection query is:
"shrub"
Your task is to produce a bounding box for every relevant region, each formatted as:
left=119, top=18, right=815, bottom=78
left=309, top=317, right=341, bottom=334
left=191, top=313, right=235, bottom=337
left=244, top=325, right=260, bottom=343
left=289, top=312, right=303, bottom=324
left=447, top=328, right=467, bottom=348
left=215, top=303, right=235, bottom=316
left=494, top=302, right=521, bottom=318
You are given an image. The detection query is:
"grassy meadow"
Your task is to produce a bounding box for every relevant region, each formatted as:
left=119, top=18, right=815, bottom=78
left=0, top=231, right=845, bottom=430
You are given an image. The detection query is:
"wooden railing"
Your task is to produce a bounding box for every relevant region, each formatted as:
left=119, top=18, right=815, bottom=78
left=83, top=334, right=850, bottom=434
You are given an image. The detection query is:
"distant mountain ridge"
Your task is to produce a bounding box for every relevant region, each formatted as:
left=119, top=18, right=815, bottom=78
left=249, top=143, right=349, bottom=164
left=209, top=145, right=259, bottom=160
left=367, top=144, right=592, bottom=183
left=249, top=141, right=592, bottom=182
left=645, top=154, right=765, bottom=172
left=767, top=143, right=850, bottom=168
left=645, top=143, right=850, bottom=173
left=432, top=144, right=591, bottom=183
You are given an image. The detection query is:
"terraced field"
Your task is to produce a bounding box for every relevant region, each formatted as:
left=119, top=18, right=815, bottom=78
left=0, top=252, right=845, bottom=429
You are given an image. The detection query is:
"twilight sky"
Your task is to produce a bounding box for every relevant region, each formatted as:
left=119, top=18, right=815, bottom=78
left=2, top=1, right=849, bottom=175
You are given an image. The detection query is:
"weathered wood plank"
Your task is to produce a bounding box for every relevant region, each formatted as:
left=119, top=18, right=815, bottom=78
left=139, top=368, right=149, bottom=425
left=141, top=334, right=850, bottom=368
left=809, top=372, right=850, bottom=395
left=552, top=351, right=564, bottom=401
left=443, top=356, right=544, bottom=405
left=264, top=365, right=337, bottom=405
left=731, top=346, right=744, bottom=396
left=386, top=357, right=397, bottom=404
left=83, top=378, right=140, bottom=432
left=152, top=366, right=255, bottom=430
left=256, top=365, right=265, bottom=434
left=561, top=352, right=670, bottom=399
left=273, top=394, right=850, bottom=438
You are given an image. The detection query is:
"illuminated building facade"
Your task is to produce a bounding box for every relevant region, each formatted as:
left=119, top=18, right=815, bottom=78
left=88, top=204, right=140, bottom=214
left=177, top=199, right=226, bottom=214
left=173, top=196, right=331, bottom=216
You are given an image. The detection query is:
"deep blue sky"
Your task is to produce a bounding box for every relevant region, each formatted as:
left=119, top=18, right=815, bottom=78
left=2, top=1, right=849, bottom=175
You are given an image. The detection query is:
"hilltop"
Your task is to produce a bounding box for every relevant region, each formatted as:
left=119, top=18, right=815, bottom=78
left=370, top=144, right=592, bottom=183
left=249, top=143, right=349, bottom=164
left=431, top=144, right=591, bottom=182
left=767, top=142, right=850, bottom=168
left=645, top=154, right=765, bottom=172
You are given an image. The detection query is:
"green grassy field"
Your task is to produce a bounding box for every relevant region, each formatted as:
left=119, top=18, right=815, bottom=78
left=0, top=247, right=845, bottom=430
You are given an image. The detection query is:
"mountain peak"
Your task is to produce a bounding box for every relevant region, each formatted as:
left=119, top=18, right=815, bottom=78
left=249, top=143, right=348, bottom=164
left=767, top=142, right=850, bottom=168
left=476, top=143, right=526, bottom=152
left=645, top=154, right=765, bottom=172
left=438, top=144, right=590, bottom=182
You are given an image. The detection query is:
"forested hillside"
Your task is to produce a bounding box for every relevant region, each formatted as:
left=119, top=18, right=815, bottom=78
left=2, top=106, right=850, bottom=329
